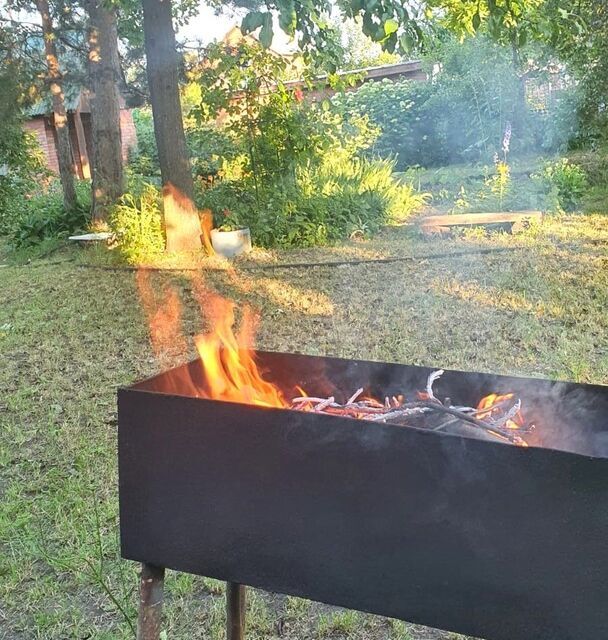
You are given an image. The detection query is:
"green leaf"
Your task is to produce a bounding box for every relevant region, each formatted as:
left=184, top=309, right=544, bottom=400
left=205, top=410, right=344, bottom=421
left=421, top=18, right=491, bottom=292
left=362, top=13, right=375, bottom=37
left=259, top=13, right=274, bottom=48
left=278, top=5, right=297, bottom=35
left=384, top=18, right=399, bottom=35
left=517, top=30, right=527, bottom=47
left=385, top=32, right=397, bottom=52
left=241, top=11, right=265, bottom=35
left=472, top=12, right=481, bottom=31
left=399, top=33, right=414, bottom=52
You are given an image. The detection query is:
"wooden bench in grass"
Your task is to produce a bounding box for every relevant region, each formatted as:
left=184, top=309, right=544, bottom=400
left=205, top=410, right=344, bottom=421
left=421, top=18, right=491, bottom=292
left=419, top=211, right=543, bottom=235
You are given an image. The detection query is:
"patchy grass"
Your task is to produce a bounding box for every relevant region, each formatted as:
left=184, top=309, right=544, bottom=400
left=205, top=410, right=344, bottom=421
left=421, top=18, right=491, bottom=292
left=1, top=214, right=607, bottom=639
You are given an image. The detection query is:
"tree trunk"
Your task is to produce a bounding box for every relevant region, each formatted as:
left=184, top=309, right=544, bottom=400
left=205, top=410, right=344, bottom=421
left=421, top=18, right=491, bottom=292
left=141, top=0, right=204, bottom=253
left=86, top=0, right=124, bottom=223
left=35, top=0, right=77, bottom=212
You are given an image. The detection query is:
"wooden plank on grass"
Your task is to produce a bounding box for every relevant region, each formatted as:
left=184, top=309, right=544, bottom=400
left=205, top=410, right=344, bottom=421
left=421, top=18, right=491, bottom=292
left=419, top=211, right=543, bottom=228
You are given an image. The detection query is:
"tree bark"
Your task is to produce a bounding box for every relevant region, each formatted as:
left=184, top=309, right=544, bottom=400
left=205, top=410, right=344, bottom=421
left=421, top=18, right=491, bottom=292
left=141, top=0, right=204, bottom=252
left=86, top=0, right=124, bottom=223
left=35, top=0, right=77, bottom=212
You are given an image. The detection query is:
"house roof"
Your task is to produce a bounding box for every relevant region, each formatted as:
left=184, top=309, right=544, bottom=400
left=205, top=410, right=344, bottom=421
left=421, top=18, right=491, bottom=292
left=25, top=84, right=85, bottom=117
left=342, top=60, right=423, bottom=79
left=26, top=87, right=126, bottom=118
left=282, top=59, right=424, bottom=89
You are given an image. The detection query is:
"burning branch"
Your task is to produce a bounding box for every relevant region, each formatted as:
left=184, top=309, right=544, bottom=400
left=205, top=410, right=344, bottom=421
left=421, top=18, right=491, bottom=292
left=291, top=371, right=531, bottom=447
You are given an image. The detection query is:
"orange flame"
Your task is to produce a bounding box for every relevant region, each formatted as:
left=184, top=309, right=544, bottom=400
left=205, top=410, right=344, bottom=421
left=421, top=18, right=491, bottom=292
left=477, top=392, right=525, bottom=431
left=136, top=271, right=188, bottom=363
left=193, top=292, right=287, bottom=407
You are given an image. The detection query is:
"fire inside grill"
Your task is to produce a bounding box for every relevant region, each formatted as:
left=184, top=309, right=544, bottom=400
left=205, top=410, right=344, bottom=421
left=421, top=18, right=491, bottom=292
left=191, top=295, right=531, bottom=447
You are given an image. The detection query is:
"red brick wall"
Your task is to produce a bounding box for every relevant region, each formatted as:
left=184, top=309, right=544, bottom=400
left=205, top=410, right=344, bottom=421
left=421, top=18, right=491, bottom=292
left=24, top=117, right=59, bottom=174
left=120, top=109, right=137, bottom=161
left=25, top=108, right=138, bottom=175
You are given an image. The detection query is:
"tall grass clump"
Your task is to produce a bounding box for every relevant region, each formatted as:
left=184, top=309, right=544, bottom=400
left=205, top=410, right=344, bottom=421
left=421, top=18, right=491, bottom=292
left=110, top=184, right=165, bottom=264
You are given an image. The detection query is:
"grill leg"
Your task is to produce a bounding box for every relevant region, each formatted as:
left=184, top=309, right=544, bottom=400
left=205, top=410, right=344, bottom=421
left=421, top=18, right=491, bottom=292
left=227, top=582, right=247, bottom=640
left=137, top=563, right=165, bottom=640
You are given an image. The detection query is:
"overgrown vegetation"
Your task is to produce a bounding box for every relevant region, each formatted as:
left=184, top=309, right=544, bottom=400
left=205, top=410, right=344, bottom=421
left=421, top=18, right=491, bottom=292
left=0, top=132, right=49, bottom=236
left=110, top=184, right=165, bottom=264
left=189, top=42, right=426, bottom=248
left=4, top=180, right=90, bottom=248
left=408, top=154, right=591, bottom=215
left=333, top=35, right=576, bottom=169
left=537, top=157, right=589, bottom=212
left=3, top=25, right=606, bottom=258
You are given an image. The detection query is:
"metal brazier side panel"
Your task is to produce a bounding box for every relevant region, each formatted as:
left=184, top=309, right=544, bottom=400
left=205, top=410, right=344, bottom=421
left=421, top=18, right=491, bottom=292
left=119, top=386, right=608, bottom=640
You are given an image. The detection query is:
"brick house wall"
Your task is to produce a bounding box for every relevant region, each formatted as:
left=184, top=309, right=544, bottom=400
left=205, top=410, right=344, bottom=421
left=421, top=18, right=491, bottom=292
left=24, top=116, right=60, bottom=174
left=24, top=107, right=138, bottom=177
left=120, top=109, right=138, bottom=161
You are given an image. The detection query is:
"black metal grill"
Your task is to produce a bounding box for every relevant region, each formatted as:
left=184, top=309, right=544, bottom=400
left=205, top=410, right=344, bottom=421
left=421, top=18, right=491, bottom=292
left=119, top=351, right=608, bottom=640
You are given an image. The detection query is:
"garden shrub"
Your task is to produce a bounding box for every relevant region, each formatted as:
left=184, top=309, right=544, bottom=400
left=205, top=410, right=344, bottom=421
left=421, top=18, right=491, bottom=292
left=333, top=35, right=576, bottom=169
left=0, top=131, right=49, bottom=236
left=129, top=108, right=235, bottom=186
left=8, top=181, right=90, bottom=248
left=199, top=155, right=428, bottom=248
left=537, top=158, right=588, bottom=211
left=187, top=124, right=236, bottom=184
left=333, top=80, right=446, bottom=168
left=128, top=108, right=159, bottom=177
left=191, top=40, right=430, bottom=248
left=110, top=184, right=165, bottom=264
left=194, top=105, right=427, bottom=248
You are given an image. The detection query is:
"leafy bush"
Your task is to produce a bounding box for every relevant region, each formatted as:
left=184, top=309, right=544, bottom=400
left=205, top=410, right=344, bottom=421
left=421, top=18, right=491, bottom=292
left=110, top=184, right=165, bottom=264
left=128, top=108, right=159, bottom=176
left=200, top=155, right=428, bottom=248
left=7, top=181, right=90, bottom=248
left=333, top=35, right=576, bottom=169
left=0, top=132, right=49, bottom=235
left=566, top=149, right=608, bottom=187
left=334, top=80, right=445, bottom=168
left=129, top=108, right=235, bottom=185
left=535, top=159, right=588, bottom=212
left=191, top=40, right=429, bottom=248
left=187, top=125, right=236, bottom=183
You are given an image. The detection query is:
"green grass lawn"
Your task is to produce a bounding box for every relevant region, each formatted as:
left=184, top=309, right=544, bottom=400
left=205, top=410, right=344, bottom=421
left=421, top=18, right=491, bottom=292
left=1, top=214, right=607, bottom=639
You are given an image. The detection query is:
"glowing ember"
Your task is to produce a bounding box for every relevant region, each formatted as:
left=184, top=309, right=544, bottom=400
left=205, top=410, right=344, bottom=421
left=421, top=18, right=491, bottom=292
left=477, top=393, right=525, bottom=430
